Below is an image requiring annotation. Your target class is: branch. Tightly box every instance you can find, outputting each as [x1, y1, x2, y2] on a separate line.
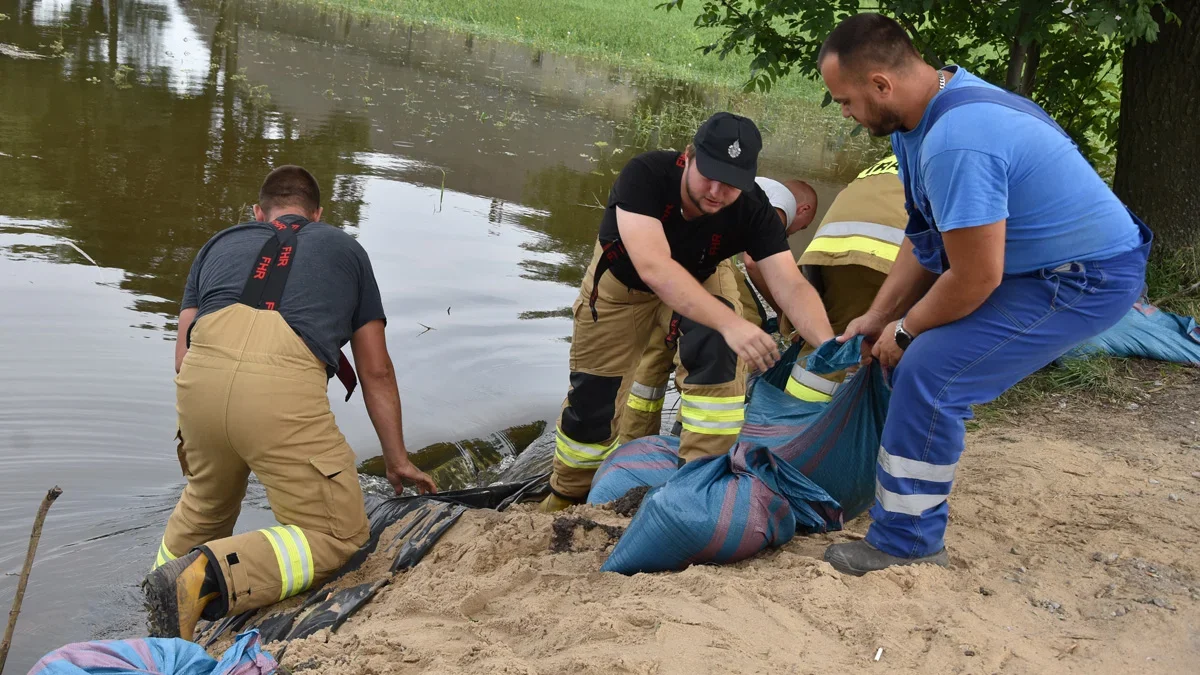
[0, 487, 63, 673]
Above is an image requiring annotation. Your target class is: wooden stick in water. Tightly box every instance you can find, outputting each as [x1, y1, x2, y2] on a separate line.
[0, 486, 63, 673]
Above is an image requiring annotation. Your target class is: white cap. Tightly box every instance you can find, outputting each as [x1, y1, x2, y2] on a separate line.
[754, 176, 797, 229]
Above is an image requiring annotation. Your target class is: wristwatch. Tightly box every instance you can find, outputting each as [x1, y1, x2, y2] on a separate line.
[894, 318, 915, 350]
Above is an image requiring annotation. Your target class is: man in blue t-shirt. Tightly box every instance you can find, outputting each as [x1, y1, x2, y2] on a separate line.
[816, 14, 1152, 575]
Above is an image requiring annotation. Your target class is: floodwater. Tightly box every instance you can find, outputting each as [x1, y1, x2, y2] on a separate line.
[0, 0, 877, 667]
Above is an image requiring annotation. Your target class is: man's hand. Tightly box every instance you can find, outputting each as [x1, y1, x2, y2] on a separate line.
[386, 458, 437, 495]
[721, 317, 780, 373]
[838, 310, 891, 365]
[871, 320, 905, 369]
[838, 310, 890, 343]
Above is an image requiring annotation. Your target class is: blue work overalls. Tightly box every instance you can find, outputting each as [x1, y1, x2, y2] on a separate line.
[867, 87, 1153, 559]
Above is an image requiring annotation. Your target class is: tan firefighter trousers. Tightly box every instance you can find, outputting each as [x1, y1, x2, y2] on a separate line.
[154, 303, 370, 616]
[551, 243, 747, 501]
[616, 259, 753, 443]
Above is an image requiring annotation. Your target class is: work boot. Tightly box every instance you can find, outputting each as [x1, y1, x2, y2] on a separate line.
[823, 539, 949, 576]
[538, 493, 579, 513]
[142, 550, 219, 641]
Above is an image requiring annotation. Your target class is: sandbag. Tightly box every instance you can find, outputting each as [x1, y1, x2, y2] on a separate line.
[589, 337, 886, 521]
[27, 629, 276, 675]
[600, 440, 842, 575]
[1061, 298, 1200, 365]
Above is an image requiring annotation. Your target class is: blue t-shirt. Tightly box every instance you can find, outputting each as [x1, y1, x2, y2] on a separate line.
[892, 67, 1140, 275]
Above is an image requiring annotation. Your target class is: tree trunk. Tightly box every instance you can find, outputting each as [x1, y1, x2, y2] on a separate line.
[1020, 40, 1039, 96]
[1113, 0, 1200, 254]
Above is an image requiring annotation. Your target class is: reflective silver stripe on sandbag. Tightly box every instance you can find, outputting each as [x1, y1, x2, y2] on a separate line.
[629, 381, 667, 401]
[816, 221, 906, 245]
[875, 482, 949, 516]
[877, 446, 958, 483]
[789, 364, 840, 396]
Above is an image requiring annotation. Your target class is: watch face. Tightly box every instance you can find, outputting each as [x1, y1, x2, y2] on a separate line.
[895, 327, 911, 349]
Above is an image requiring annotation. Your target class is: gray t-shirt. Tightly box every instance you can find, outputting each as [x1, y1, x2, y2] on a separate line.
[182, 220, 386, 376]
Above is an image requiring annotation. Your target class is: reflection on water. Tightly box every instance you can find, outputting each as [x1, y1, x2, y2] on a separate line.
[0, 0, 877, 666]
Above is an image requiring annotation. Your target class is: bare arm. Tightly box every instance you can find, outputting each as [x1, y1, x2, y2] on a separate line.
[902, 220, 1005, 334]
[617, 207, 780, 372]
[741, 253, 780, 316]
[865, 221, 1006, 369]
[754, 251, 836, 346]
[349, 319, 437, 495]
[619, 207, 744, 332]
[175, 307, 197, 374]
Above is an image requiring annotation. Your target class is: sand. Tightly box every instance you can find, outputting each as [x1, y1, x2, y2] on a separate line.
[267, 388, 1200, 674]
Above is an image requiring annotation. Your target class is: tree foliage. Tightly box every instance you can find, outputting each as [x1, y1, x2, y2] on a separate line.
[662, 0, 1176, 170]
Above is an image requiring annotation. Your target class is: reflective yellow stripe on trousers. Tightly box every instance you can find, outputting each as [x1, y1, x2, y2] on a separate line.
[626, 381, 666, 413]
[153, 537, 178, 570]
[555, 426, 619, 469]
[679, 394, 744, 435]
[803, 221, 904, 262]
[785, 364, 841, 403]
[260, 525, 314, 601]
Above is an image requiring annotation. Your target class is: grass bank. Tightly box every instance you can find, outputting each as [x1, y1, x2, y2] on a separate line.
[304, 0, 826, 102]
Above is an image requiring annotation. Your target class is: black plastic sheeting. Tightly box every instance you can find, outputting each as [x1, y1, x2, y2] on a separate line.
[196, 471, 550, 653]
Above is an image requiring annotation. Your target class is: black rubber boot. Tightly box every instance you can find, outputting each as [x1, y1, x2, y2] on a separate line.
[823, 539, 949, 576]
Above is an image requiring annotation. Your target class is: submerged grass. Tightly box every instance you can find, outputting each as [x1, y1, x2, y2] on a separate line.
[304, 0, 826, 102]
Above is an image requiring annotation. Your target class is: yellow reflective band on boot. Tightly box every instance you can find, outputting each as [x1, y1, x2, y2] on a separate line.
[785, 364, 839, 403]
[260, 525, 314, 601]
[679, 394, 744, 436]
[554, 426, 619, 469]
[153, 537, 178, 571]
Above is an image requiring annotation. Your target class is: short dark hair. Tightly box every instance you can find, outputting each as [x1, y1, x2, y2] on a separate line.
[817, 13, 921, 74]
[258, 165, 321, 214]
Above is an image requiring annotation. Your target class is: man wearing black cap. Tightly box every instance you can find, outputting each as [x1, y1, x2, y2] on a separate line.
[541, 112, 835, 512]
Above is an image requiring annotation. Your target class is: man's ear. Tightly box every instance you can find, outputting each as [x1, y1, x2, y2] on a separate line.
[313, 207, 323, 222]
[252, 204, 265, 222]
[870, 72, 894, 97]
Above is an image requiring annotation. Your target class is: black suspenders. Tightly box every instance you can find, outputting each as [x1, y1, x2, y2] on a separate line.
[235, 216, 359, 401]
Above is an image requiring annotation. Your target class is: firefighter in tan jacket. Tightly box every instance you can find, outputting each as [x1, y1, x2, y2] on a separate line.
[780, 154, 908, 402]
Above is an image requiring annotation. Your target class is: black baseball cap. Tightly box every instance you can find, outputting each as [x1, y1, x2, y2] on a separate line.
[692, 112, 762, 192]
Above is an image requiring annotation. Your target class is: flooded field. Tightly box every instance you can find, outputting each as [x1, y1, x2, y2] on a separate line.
[0, 0, 878, 667]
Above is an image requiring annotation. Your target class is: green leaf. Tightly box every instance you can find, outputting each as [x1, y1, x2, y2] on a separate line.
[821, 90, 833, 107]
[850, 124, 863, 137]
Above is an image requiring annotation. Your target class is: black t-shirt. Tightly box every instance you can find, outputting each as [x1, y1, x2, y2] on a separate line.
[597, 150, 789, 291]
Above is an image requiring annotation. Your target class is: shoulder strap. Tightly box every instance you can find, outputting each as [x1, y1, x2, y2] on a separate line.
[896, 82, 1074, 225]
[239, 217, 309, 310]
[924, 84, 1072, 143]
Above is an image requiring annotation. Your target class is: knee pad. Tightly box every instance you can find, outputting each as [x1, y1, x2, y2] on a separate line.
[560, 371, 623, 443]
[677, 297, 739, 385]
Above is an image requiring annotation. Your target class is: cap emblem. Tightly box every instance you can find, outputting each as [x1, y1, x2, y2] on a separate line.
[727, 140, 741, 158]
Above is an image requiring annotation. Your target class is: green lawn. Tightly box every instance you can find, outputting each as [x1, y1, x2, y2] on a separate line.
[306, 0, 825, 101]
